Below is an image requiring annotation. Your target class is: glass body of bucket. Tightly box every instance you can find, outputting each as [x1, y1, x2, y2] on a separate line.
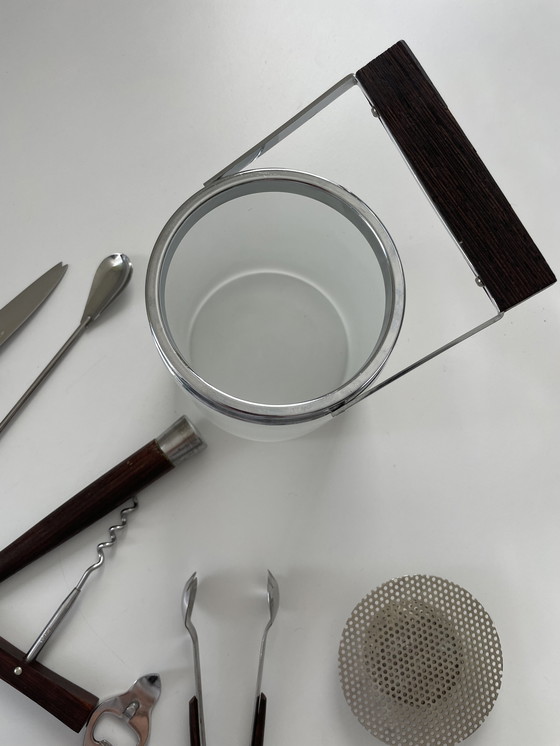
[146, 169, 405, 440]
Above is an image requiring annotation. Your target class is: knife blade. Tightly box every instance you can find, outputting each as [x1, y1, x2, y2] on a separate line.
[0, 262, 68, 349]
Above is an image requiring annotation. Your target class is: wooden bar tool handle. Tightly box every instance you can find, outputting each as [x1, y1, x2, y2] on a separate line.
[0, 416, 205, 583]
[0, 634, 99, 732]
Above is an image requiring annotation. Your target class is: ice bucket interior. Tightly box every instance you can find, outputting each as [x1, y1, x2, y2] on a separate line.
[154, 171, 404, 418]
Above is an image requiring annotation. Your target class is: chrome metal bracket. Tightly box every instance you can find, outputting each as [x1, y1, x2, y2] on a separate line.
[331, 312, 504, 416]
[205, 75, 357, 185]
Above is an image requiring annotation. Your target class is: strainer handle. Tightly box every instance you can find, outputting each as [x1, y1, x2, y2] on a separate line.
[355, 41, 556, 312]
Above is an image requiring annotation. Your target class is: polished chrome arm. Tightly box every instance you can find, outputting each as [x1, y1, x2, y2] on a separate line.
[205, 75, 357, 184]
[331, 313, 504, 415]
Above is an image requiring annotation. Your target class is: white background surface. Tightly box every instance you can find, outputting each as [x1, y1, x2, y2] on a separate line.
[1, 1, 559, 745]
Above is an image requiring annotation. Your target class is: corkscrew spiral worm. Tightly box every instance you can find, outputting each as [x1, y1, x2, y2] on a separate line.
[21, 497, 139, 666]
[76, 497, 139, 590]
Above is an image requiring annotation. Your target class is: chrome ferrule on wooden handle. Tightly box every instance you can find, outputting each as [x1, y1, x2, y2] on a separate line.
[0, 416, 206, 583]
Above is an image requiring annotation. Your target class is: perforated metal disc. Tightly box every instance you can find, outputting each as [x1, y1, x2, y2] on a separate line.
[338, 575, 503, 746]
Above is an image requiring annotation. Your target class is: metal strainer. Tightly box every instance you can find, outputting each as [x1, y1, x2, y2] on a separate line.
[338, 575, 503, 746]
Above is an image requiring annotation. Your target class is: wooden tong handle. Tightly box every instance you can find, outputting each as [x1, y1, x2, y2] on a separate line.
[0, 416, 205, 583]
[189, 695, 202, 746]
[250, 692, 267, 746]
[0, 634, 98, 732]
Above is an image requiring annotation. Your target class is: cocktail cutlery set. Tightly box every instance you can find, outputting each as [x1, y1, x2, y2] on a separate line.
[0, 254, 132, 437]
[1, 40, 556, 745]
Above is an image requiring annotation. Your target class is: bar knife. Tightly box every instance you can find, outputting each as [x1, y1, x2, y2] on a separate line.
[0, 262, 68, 349]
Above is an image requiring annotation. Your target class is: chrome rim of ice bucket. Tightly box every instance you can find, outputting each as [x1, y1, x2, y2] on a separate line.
[146, 169, 405, 425]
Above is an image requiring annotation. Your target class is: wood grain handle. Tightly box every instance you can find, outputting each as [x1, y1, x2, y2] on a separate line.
[356, 41, 556, 312]
[189, 695, 201, 746]
[0, 416, 205, 583]
[250, 692, 267, 746]
[0, 634, 98, 732]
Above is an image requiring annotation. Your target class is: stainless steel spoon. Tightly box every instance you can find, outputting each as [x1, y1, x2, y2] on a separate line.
[182, 572, 206, 746]
[0, 253, 133, 436]
[251, 571, 280, 746]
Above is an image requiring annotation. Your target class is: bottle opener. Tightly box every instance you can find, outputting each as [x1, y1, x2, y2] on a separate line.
[83, 674, 162, 746]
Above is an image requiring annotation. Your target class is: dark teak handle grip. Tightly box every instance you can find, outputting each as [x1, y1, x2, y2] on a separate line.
[250, 692, 267, 746]
[0, 634, 98, 732]
[0, 416, 205, 583]
[189, 695, 201, 746]
[356, 41, 556, 312]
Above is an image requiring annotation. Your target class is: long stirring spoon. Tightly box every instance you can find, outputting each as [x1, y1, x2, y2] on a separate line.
[0, 253, 133, 437]
[182, 572, 206, 746]
[251, 571, 280, 746]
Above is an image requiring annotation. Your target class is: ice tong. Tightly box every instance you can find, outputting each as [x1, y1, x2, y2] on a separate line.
[182, 572, 279, 746]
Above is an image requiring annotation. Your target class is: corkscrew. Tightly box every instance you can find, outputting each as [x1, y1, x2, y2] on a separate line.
[10, 498, 164, 746]
[15, 498, 139, 670]
[0, 415, 205, 739]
